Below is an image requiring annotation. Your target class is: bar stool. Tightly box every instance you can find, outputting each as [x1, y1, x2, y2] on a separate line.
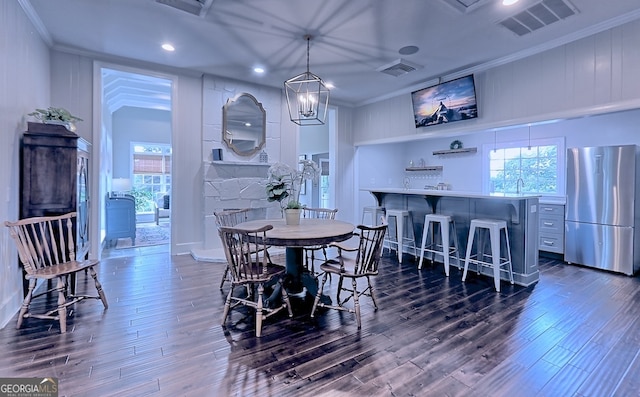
[418, 214, 460, 276]
[462, 219, 514, 292]
[384, 209, 417, 264]
[362, 206, 385, 226]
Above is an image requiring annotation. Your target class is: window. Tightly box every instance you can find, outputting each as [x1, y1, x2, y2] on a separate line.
[482, 137, 564, 197]
[319, 159, 330, 208]
[131, 143, 171, 212]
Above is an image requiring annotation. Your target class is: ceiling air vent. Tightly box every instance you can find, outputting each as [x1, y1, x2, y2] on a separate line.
[156, 0, 213, 17]
[377, 59, 423, 77]
[439, 0, 492, 14]
[499, 0, 578, 36]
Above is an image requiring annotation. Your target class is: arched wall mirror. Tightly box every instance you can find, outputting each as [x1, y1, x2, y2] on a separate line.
[222, 93, 266, 156]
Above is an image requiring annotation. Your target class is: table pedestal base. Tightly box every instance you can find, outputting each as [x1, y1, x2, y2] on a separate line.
[265, 247, 330, 308]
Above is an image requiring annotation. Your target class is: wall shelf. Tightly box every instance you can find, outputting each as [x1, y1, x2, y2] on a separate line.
[405, 166, 443, 171]
[432, 147, 477, 155]
[211, 160, 272, 166]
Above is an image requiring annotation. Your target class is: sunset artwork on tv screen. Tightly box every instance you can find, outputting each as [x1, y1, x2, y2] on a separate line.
[411, 74, 478, 128]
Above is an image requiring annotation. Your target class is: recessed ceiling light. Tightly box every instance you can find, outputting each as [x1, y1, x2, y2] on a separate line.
[162, 43, 175, 52]
[324, 82, 335, 89]
[503, 0, 519, 5]
[253, 67, 265, 74]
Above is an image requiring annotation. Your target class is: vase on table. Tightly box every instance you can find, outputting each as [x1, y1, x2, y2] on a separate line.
[284, 209, 301, 225]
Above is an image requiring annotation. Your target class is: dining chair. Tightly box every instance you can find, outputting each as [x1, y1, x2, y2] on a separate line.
[214, 208, 272, 289]
[4, 212, 108, 333]
[302, 207, 338, 276]
[219, 225, 292, 337]
[310, 222, 388, 329]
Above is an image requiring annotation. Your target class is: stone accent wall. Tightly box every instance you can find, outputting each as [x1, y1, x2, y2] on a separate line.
[203, 162, 280, 252]
[197, 75, 284, 259]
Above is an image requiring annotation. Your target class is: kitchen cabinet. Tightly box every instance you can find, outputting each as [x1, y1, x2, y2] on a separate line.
[538, 203, 564, 254]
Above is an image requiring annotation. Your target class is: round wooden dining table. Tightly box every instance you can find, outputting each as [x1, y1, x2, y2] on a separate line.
[234, 218, 355, 299]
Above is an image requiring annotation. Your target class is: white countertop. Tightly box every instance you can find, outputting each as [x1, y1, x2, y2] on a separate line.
[362, 188, 540, 201]
[538, 196, 566, 205]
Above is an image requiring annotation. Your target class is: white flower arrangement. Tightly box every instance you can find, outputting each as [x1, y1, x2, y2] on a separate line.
[266, 159, 320, 210]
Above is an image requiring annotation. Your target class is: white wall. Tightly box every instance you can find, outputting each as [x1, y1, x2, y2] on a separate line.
[201, 75, 284, 253]
[333, 106, 356, 224]
[299, 123, 329, 154]
[112, 106, 171, 178]
[50, 51, 94, 142]
[202, 75, 284, 165]
[0, 1, 51, 328]
[164, 72, 203, 254]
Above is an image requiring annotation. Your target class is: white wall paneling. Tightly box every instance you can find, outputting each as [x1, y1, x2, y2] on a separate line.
[353, 18, 640, 146]
[332, 106, 356, 225]
[620, 22, 640, 100]
[0, 0, 51, 329]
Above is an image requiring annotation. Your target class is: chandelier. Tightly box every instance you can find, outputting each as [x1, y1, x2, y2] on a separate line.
[284, 35, 329, 126]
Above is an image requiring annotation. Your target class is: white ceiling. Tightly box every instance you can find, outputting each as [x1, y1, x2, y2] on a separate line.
[23, 0, 640, 110]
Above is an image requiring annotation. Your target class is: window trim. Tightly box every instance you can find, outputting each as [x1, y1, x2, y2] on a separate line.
[481, 137, 565, 198]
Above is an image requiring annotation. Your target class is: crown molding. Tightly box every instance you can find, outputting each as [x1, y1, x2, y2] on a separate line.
[18, 0, 53, 47]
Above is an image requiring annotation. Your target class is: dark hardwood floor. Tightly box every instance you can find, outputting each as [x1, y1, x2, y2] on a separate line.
[1, 246, 639, 397]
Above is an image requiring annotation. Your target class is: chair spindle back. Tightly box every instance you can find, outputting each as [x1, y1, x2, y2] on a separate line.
[5, 212, 77, 275]
[352, 223, 387, 275]
[219, 225, 273, 281]
[302, 207, 338, 220]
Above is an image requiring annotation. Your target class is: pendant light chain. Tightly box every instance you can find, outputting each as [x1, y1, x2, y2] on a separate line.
[306, 35, 311, 74]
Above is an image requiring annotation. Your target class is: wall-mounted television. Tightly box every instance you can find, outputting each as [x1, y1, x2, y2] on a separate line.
[411, 74, 478, 129]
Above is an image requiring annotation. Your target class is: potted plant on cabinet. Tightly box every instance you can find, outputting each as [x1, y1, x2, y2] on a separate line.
[28, 107, 83, 132]
[266, 159, 320, 225]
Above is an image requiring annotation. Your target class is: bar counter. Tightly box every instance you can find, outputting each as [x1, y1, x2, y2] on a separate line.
[364, 188, 540, 286]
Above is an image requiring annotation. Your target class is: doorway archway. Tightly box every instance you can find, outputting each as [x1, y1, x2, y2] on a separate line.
[92, 63, 175, 258]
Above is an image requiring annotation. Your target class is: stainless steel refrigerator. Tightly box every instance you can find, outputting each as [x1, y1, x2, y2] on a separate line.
[565, 144, 640, 275]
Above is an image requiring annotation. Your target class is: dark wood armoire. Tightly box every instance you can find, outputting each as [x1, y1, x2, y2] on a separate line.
[20, 122, 91, 259]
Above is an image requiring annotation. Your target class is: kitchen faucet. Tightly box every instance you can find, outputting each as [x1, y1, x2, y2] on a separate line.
[516, 177, 524, 194]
